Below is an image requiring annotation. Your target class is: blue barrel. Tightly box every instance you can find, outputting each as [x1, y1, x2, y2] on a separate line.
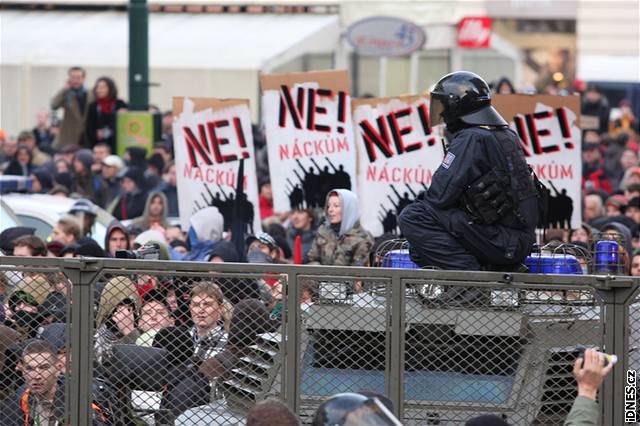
[382, 249, 419, 269]
[594, 240, 620, 273]
[525, 253, 582, 275]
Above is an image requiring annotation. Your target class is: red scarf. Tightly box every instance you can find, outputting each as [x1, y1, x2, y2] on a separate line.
[97, 98, 116, 114]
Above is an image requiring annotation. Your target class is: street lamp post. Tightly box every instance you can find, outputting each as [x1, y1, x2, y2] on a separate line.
[129, 0, 149, 111]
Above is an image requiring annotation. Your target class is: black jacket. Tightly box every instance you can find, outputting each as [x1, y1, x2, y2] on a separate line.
[86, 99, 128, 152]
[111, 189, 148, 221]
[401, 126, 538, 269]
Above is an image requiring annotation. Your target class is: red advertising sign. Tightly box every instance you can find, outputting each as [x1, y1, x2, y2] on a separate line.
[458, 17, 492, 49]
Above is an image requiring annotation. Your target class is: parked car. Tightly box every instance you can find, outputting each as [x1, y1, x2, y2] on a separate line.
[0, 198, 22, 232]
[2, 194, 115, 248]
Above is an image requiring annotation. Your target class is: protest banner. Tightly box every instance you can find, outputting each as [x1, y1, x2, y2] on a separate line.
[172, 97, 261, 234]
[261, 70, 357, 212]
[493, 94, 582, 229]
[353, 95, 445, 236]
[116, 111, 155, 157]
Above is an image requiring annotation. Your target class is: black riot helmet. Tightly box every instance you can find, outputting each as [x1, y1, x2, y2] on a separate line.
[312, 393, 403, 426]
[430, 71, 508, 128]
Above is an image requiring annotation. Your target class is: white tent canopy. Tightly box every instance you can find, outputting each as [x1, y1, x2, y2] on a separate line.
[1, 10, 340, 70]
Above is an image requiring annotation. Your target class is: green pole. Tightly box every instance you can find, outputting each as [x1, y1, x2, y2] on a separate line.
[129, 0, 149, 110]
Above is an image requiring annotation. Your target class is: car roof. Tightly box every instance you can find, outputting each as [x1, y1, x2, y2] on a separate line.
[2, 193, 75, 215]
[2, 193, 114, 225]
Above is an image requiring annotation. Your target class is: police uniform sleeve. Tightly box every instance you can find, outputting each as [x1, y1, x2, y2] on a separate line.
[426, 131, 486, 209]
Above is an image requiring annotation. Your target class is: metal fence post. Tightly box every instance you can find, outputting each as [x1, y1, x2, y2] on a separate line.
[62, 258, 101, 426]
[388, 273, 405, 420]
[599, 279, 636, 426]
[284, 271, 301, 414]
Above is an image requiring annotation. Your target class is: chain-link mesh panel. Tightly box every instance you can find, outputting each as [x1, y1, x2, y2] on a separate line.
[0, 264, 71, 423]
[401, 279, 602, 425]
[297, 275, 391, 422]
[92, 269, 285, 425]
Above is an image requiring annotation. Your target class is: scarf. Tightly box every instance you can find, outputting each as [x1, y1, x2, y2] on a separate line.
[96, 98, 116, 115]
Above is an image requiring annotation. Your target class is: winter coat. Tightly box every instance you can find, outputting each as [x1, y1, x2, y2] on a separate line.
[51, 87, 93, 149]
[85, 99, 127, 152]
[286, 226, 316, 264]
[307, 189, 373, 266]
[110, 189, 148, 221]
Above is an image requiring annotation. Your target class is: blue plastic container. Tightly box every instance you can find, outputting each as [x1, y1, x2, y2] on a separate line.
[382, 249, 420, 269]
[525, 253, 582, 275]
[594, 240, 620, 273]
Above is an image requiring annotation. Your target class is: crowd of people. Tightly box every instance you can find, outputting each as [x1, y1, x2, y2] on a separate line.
[0, 66, 635, 425]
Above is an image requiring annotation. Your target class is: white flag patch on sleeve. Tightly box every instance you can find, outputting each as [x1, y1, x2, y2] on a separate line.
[442, 151, 456, 169]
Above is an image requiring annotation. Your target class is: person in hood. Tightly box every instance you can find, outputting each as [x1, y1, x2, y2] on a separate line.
[30, 167, 54, 194]
[125, 147, 147, 169]
[183, 207, 225, 261]
[94, 276, 141, 364]
[130, 191, 170, 232]
[71, 148, 109, 208]
[5, 276, 52, 339]
[308, 189, 374, 266]
[109, 166, 148, 221]
[104, 220, 130, 257]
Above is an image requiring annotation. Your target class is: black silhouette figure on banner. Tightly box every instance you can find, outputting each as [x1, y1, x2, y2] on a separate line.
[390, 185, 412, 216]
[295, 160, 320, 208]
[547, 181, 573, 229]
[286, 178, 304, 210]
[311, 158, 333, 201]
[378, 184, 425, 234]
[204, 185, 225, 213]
[197, 182, 255, 234]
[325, 157, 352, 190]
[379, 207, 398, 234]
[289, 158, 353, 210]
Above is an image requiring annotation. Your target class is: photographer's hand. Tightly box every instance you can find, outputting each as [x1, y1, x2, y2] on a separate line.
[573, 348, 614, 400]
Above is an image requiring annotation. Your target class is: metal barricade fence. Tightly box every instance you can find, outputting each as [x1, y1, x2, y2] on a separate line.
[0, 257, 637, 426]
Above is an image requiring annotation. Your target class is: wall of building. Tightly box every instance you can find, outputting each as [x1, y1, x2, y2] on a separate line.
[0, 64, 259, 137]
[576, 0, 640, 82]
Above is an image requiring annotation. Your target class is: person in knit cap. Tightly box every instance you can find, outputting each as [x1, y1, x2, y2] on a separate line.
[605, 194, 628, 217]
[71, 148, 109, 207]
[109, 166, 149, 221]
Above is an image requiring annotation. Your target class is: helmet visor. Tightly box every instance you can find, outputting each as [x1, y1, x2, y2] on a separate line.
[343, 398, 403, 426]
[429, 96, 446, 126]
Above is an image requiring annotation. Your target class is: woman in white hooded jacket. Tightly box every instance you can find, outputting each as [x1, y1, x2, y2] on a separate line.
[307, 189, 374, 266]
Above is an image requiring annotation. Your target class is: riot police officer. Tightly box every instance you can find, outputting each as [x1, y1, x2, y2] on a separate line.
[399, 71, 539, 271]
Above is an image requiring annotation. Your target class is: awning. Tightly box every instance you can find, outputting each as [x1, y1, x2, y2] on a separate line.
[0, 10, 340, 70]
